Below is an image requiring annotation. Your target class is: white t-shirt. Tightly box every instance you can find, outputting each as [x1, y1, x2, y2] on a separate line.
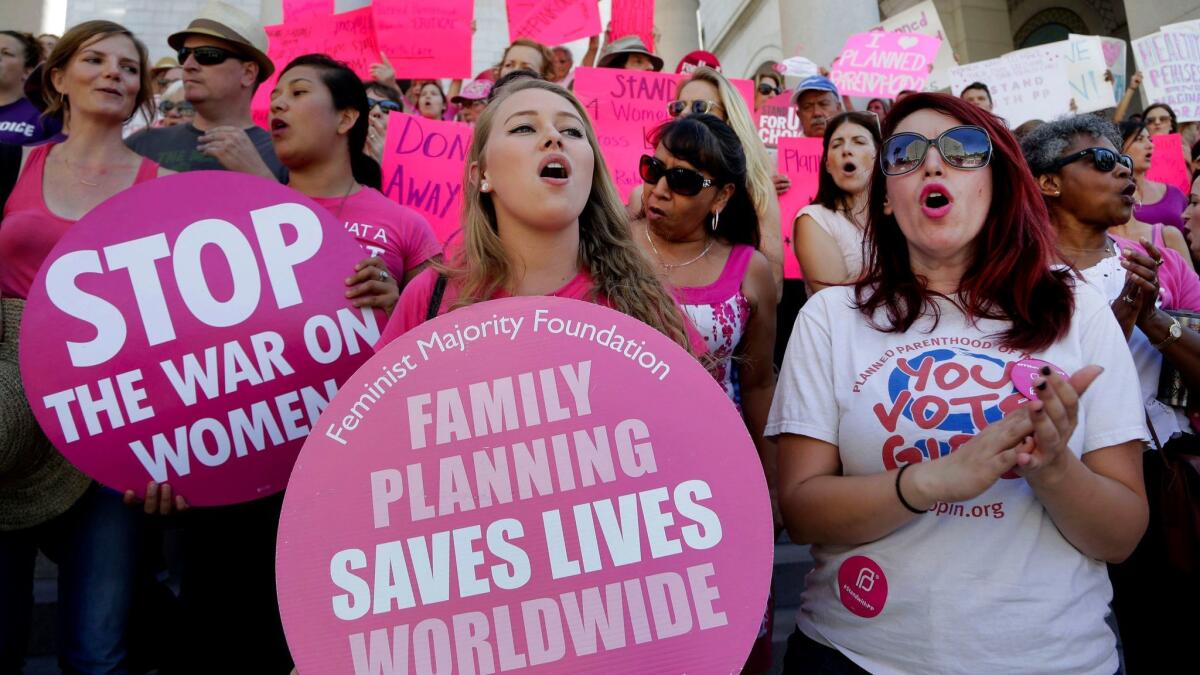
[796, 204, 865, 283]
[766, 282, 1146, 675]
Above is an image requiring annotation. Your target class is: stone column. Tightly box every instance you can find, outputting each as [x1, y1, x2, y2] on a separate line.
[655, 0, 700, 73]
[778, 0, 880, 73]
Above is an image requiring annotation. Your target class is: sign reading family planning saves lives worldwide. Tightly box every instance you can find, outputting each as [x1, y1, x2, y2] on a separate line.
[20, 172, 379, 506]
[276, 296, 773, 673]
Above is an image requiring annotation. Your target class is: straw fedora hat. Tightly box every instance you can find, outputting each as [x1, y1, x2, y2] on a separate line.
[0, 299, 90, 531]
[168, 1, 274, 81]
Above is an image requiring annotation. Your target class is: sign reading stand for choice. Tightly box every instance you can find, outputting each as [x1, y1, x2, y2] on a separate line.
[20, 171, 380, 506]
[276, 296, 773, 673]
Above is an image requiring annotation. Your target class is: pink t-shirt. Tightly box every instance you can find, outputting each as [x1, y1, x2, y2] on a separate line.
[377, 267, 709, 355]
[310, 187, 441, 282]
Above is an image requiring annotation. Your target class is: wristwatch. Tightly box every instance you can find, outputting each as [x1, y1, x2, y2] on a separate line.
[1152, 315, 1183, 350]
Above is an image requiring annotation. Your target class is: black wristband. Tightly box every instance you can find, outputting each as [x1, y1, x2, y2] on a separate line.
[895, 463, 925, 515]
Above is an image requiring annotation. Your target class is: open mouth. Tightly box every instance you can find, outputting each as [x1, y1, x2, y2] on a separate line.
[1120, 183, 1136, 203]
[920, 183, 953, 217]
[842, 161, 857, 174]
[538, 154, 571, 181]
[924, 191, 949, 209]
[271, 119, 288, 131]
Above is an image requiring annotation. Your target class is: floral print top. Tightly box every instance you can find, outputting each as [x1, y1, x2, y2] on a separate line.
[677, 244, 754, 408]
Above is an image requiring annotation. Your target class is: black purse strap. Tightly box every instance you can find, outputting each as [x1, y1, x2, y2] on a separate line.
[426, 274, 448, 321]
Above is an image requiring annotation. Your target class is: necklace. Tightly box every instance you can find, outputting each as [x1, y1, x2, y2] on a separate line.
[644, 227, 713, 269]
[61, 152, 101, 187]
[1059, 238, 1114, 255]
[334, 179, 356, 220]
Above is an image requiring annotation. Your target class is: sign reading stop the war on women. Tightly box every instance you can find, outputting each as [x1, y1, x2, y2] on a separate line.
[381, 111, 473, 245]
[20, 172, 380, 506]
[830, 31, 941, 99]
[776, 136, 824, 280]
[573, 67, 756, 200]
[276, 296, 773, 674]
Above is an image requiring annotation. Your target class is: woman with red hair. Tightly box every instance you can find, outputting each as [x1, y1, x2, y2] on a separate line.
[768, 94, 1149, 672]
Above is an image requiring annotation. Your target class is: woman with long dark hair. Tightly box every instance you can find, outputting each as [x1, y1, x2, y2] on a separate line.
[1111, 120, 1192, 264]
[269, 54, 441, 315]
[793, 111, 880, 292]
[770, 94, 1148, 673]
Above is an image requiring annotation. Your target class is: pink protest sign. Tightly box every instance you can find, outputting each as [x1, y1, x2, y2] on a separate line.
[19, 172, 380, 506]
[506, 0, 602, 45]
[777, 136, 824, 280]
[283, 0, 333, 22]
[611, 0, 655, 52]
[1148, 133, 1191, 196]
[276, 295, 773, 673]
[573, 67, 755, 199]
[381, 112, 473, 245]
[830, 30, 941, 98]
[756, 91, 803, 149]
[252, 7, 380, 128]
[374, 0, 473, 80]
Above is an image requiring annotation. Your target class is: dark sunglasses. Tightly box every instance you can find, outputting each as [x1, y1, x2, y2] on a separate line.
[881, 125, 993, 176]
[639, 155, 716, 196]
[158, 100, 194, 114]
[667, 99, 723, 118]
[177, 46, 245, 67]
[1048, 147, 1134, 173]
[757, 82, 781, 96]
[368, 98, 402, 113]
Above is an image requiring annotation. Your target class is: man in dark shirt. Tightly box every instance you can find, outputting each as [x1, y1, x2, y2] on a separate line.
[125, 3, 284, 181]
[0, 30, 61, 145]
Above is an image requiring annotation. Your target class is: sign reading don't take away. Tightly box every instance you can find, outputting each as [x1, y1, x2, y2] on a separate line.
[20, 171, 379, 506]
[276, 296, 773, 673]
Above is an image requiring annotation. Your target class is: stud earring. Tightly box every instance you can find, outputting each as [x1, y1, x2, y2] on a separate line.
[480, 180, 490, 192]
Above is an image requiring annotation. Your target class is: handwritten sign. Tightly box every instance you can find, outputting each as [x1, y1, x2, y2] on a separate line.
[872, 0, 956, 92]
[283, 0, 333, 22]
[830, 31, 941, 98]
[755, 91, 803, 149]
[506, 0, 602, 45]
[20, 172, 378, 506]
[776, 137, 823, 280]
[1148, 133, 1191, 196]
[611, 0, 655, 52]
[1064, 35, 1116, 114]
[1095, 35, 1128, 101]
[573, 68, 755, 199]
[1133, 30, 1200, 123]
[276, 296, 774, 673]
[381, 112, 472, 245]
[253, 7, 381, 128]
[373, 0, 474, 80]
[950, 43, 1070, 127]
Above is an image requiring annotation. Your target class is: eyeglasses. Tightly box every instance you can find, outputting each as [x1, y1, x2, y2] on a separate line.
[158, 100, 194, 115]
[1048, 147, 1133, 173]
[757, 82, 781, 96]
[368, 98, 402, 113]
[880, 125, 993, 176]
[639, 155, 716, 196]
[667, 99, 724, 118]
[1145, 115, 1172, 125]
[177, 46, 245, 67]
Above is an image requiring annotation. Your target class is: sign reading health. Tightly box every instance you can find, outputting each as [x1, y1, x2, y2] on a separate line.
[776, 136, 824, 280]
[951, 43, 1070, 127]
[506, 0, 602, 45]
[276, 296, 773, 673]
[830, 31, 941, 99]
[573, 67, 755, 199]
[373, 0, 474, 80]
[19, 172, 380, 506]
[1133, 29, 1200, 122]
[871, 0, 956, 92]
[1147, 133, 1191, 196]
[252, 6, 380, 128]
[381, 111, 473, 245]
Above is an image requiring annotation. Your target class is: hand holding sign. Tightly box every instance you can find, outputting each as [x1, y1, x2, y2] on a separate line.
[276, 296, 772, 673]
[21, 172, 380, 506]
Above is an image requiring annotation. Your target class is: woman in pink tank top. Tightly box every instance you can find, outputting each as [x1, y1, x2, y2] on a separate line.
[0, 21, 168, 674]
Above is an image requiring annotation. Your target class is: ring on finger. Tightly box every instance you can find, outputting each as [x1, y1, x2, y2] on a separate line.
[378, 269, 389, 282]
[1123, 293, 1137, 303]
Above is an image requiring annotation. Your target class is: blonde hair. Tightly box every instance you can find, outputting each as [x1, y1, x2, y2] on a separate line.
[41, 20, 154, 124]
[450, 78, 692, 351]
[677, 66, 775, 227]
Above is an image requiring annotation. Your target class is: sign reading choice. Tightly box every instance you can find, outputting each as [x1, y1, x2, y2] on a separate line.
[20, 172, 379, 506]
[276, 296, 773, 674]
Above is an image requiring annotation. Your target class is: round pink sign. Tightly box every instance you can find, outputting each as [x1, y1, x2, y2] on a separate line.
[20, 171, 379, 506]
[276, 296, 774, 673]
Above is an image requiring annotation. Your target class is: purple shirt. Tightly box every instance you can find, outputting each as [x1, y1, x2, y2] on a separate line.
[0, 97, 62, 146]
[1134, 184, 1188, 230]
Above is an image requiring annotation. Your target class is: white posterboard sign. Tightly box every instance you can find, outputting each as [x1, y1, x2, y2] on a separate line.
[950, 42, 1071, 127]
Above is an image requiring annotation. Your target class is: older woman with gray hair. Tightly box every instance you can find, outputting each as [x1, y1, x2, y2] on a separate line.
[1022, 115, 1200, 673]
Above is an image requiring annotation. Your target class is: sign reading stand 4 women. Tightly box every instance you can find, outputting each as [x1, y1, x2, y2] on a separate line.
[20, 172, 380, 506]
[276, 296, 773, 673]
